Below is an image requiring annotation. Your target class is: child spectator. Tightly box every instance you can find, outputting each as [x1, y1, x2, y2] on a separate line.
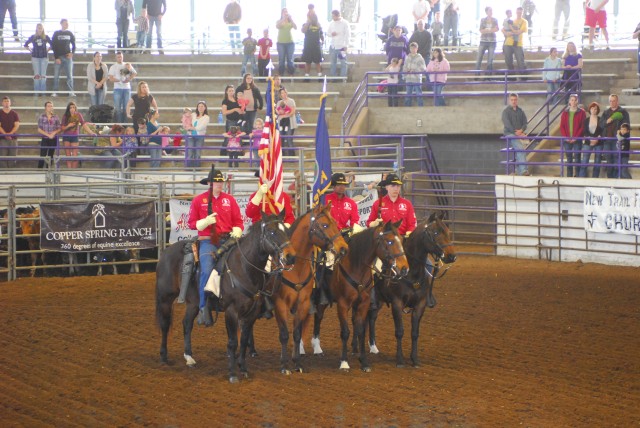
[617, 123, 632, 179]
[137, 118, 149, 155]
[181, 107, 195, 135]
[121, 126, 138, 160]
[257, 29, 273, 77]
[385, 58, 402, 107]
[160, 126, 172, 155]
[250, 117, 264, 167]
[431, 12, 443, 46]
[224, 125, 246, 168]
[241, 28, 258, 76]
[135, 8, 149, 53]
[236, 91, 249, 127]
[276, 100, 292, 132]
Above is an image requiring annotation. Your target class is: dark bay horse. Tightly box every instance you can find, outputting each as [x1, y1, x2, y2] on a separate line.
[155, 211, 295, 383]
[311, 221, 409, 372]
[270, 203, 348, 375]
[363, 212, 457, 367]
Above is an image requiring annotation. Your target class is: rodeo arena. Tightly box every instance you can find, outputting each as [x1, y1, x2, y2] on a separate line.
[1, 0, 639, 426]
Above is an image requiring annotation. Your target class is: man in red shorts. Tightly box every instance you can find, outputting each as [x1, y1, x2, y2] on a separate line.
[585, 0, 609, 50]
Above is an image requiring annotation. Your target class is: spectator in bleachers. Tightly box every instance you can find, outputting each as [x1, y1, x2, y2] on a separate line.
[475, 7, 498, 78]
[145, 107, 163, 168]
[426, 47, 450, 106]
[562, 42, 583, 102]
[634, 22, 640, 92]
[502, 93, 529, 176]
[115, 0, 134, 50]
[223, 0, 242, 54]
[278, 88, 297, 156]
[502, 8, 527, 79]
[126, 81, 157, 133]
[428, 0, 440, 26]
[542, 47, 563, 105]
[60, 101, 92, 169]
[86, 52, 108, 107]
[412, 0, 430, 32]
[385, 58, 402, 107]
[616, 123, 632, 179]
[51, 19, 76, 97]
[221, 84, 242, 156]
[553, 0, 570, 41]
[37, 100, 60, 169]
[301, 12, 324, 80]
[142, 0, 166, 54]
[24, 23, 52, 95]
[224, 125, 246, 168]
[0, 96, 19, 168]
[585, 0, 609, 51]
[600, 94, 630, 178]
[276, 8, 297, 76]
[236, 73, 264, 134]
[579, 101, 603, 178]
[385, 25, 409, 66]
[270, 74, 284, 103]
[327, 9, 350, 78]
[121, 126, 138, 163]
[442, 0, 459, 49]
[185, 101, 209, 168]
[409, 19, 432, 63]
[521, 0, 537, 47]
[241, 29, 257, 76]
[257, 29, 272, 77]
[250, 117, 264, 167]
[0, 0, 18, 41]
[560, 94, 586, 177]
[431, 11, 443, 46]
[108, 51, 137, 124]
[98, 124, 125, 169]
[404, 42, 427, 107]
[134, 8, 149, 53]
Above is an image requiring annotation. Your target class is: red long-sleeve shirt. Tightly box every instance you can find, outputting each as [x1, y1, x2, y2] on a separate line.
[188, 191, 244, 238]
[560, 108, 586, 139]
[325, 192, 360, 229]
[366, 195, 417, 235]
[245, 191, 295, 224]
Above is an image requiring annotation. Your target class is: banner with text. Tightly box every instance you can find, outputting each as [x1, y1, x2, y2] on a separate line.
[40, 201, 157, 252]
[584, 187, 640, 235]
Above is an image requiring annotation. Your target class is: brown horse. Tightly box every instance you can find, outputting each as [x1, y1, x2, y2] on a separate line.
[311, 220, 409, 372]
[270, 203, 348, 374]
[18, 207, 42, 277]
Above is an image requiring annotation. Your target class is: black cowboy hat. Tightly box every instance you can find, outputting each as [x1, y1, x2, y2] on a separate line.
[378, 173, 403, 187]
[331, 172, 348, 186]
[199, 169, 225, 184]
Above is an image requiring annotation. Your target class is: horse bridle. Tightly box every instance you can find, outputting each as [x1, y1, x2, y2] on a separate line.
[416, 220, 454, 280]
[375, 228, 406, 278]
[308, 211, 343, 253]
[260, 218, 293, 272]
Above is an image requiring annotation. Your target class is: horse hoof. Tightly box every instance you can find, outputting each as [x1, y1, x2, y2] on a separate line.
[396, 363, 405, 368]
[250, 351, 259, 358]
[183, 354, 197, 367]
[281, 369, 291, 375]
[361, 366, 372, 373]
[339, 361, 350, 371]
[294, 367, 304, 373]
[241, 371, 249, 379]
[369, 344, 380, 354]
[339, 367, 350, 372]
[229, 376, 239, 384]
[313, 352, 324, 357]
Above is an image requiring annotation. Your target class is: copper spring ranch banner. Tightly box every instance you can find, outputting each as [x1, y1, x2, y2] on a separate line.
[40, 202, 157, 252]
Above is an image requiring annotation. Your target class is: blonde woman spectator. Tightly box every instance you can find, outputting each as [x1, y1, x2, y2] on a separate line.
[23, 23, 52, 94]
[562, 41, 583, 100]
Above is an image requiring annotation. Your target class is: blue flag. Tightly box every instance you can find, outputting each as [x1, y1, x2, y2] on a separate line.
[312, 93, 332, 207]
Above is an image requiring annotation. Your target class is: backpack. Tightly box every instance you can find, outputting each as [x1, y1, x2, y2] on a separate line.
[88, 104, 115, 123]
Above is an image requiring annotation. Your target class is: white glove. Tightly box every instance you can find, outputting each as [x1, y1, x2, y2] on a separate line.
[284, 222, 291, 229]
[230, 226, 243, 239]
[352, 223, 365, 234]
[251, 183, 269, 205]
[405, 231, 412, 238]
[196, 213, 217, 231]
[369, 218, 382, 228]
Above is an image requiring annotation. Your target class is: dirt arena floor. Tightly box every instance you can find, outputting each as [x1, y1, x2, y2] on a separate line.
[0, 255, 638, 427]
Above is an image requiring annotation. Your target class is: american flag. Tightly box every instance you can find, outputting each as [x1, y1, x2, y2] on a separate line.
[258, 78, 284, 212]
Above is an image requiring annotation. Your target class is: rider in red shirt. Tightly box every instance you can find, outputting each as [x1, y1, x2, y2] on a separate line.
[367, 173, 416, 237]
[245, 171, 295, 226]
[324, 172, 363, 233]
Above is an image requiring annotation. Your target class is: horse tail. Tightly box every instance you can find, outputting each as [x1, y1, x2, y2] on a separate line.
[155, 241, 185, 333]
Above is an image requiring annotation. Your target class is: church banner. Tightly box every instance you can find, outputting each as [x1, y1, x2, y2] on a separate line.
[584, 188, 640, 236]
[40, 201, 157, 252]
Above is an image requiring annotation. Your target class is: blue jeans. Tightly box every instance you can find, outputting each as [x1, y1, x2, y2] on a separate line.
[228, 25, 241, 53]
[148, 143, 161, 168]
[562, 139, 582, 177]
[603, 140, 618, 178]
[112, 88, 130, 123]
[432, 82, 446, 106]
[579, 142, 603, 177]
[277, 42, 295, 75]
[241, 54, 256, 76]
[475, 42, 496, 72]
[31, 57, 48, 92]
[90, 87, 106, 107]
[620, 155, 632, 179]
[53, 56, 74, 93]
[136, 30, 147, 50]
[329, 46, 348, 77]
[185, 135, 204, 167]
[101, 148, 123, 169]
[404, 83, 424, 107]
[506, 135, 527, 175]
[117, 18, 130, 49]
[0, 0, 17, 37]
[198, 239, 219, 309]
[146, 15, 163, 49]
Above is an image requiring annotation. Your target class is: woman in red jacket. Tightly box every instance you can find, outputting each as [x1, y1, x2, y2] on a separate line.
[560, 94, 586, 177]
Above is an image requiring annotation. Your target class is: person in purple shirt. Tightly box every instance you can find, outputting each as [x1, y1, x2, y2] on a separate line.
[385, 25, 409, 65]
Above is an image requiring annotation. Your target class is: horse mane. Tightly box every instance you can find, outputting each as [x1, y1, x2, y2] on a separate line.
[347, 226, 377, 265]
[288, 208, 311, 235]
[405, 218, 429, 270]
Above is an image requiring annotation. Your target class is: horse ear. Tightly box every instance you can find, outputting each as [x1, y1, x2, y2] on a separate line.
[278, 209, 286, 221]
[438, 211, 446, 221]
[261, 211, 268, 222]
[428, 212, 437, 223]
[392, 220, 402, 230]
[325, 200, 333, 209]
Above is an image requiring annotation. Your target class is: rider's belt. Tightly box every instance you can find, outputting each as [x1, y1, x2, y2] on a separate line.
[198, 232, 231, 241]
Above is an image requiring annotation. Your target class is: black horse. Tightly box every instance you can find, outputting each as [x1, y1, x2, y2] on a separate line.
[358, 212, 457, 368]
[155, 211, 295, 382]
